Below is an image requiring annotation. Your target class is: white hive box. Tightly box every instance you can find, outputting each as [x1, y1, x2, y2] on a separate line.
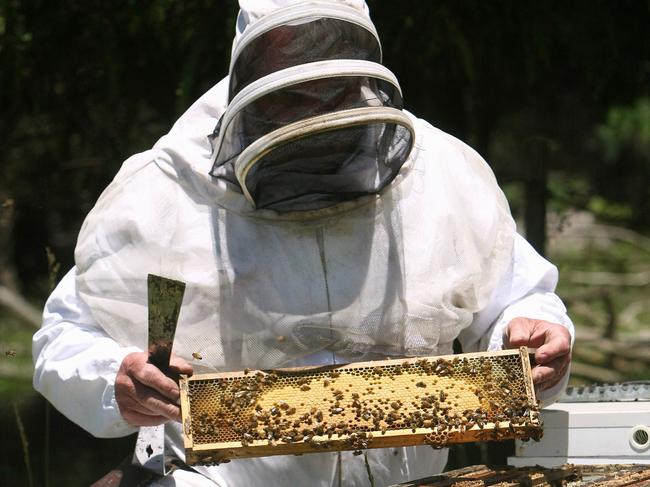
[509, 382, 650, 467]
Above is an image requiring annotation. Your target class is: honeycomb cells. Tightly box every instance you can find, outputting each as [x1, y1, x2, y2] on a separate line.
[182, 348, 540, 463]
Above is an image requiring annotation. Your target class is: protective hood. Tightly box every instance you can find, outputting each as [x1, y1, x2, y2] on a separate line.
[73, 1, 517, 374]
[209, 1, 414, 212]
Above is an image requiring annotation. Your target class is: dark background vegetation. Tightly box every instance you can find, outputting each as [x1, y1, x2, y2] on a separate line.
[1, 1, 649, 485]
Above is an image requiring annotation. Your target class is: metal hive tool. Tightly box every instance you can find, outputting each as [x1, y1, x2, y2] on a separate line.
[180, 347, 541, 465]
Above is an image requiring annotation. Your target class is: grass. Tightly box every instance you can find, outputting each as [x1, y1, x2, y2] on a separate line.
[0, 308, 134, 486]
[1, 310, 36, 396]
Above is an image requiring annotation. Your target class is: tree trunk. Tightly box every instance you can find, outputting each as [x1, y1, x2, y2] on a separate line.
[523, 138, 549, 257]
[0, 192, 19, 290]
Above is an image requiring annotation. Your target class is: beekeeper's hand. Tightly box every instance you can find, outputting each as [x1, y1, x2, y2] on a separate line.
[115, 352, 193, 426]
[503, 318, 571, 391]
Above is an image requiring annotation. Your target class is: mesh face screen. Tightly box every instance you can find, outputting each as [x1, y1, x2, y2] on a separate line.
[212, 76, 403, 179]
[214, 9, 408, 213]
[180, 348, 541, 465]
[242, 121, 413, 211]
[229, 18, 381, 99]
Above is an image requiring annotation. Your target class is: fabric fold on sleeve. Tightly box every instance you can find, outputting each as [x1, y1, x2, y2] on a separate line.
[33, 267, 141, 438]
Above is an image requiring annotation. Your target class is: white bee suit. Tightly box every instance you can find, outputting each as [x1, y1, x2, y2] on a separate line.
[33, 1, 574, 485]
[34, 77, 573, 486]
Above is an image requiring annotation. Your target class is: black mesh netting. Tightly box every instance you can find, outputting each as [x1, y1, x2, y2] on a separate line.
[211, 75, 402, 177]
[229, 17, 380, 99]
[242, 121, 413, 211]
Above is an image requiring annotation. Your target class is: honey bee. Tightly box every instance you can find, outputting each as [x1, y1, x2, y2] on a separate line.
[191, 352, 203, 360]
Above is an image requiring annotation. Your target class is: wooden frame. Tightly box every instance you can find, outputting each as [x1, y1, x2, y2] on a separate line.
[180, 347, 540, 465]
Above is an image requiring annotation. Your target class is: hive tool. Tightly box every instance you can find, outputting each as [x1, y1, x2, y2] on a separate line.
[132, 274, 186, 475]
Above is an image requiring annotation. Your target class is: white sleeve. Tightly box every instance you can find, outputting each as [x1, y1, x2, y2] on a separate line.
[32, 267, 141, 438]
[458, 233, 575, 405]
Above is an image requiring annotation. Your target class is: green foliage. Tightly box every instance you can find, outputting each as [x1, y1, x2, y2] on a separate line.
[587, 195, 634, 222]
[588, 97, 650, 226]
[597, 98, 650, 162]
[547, 173, 592, 212]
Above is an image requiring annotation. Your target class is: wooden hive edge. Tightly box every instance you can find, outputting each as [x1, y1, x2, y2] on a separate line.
[181, 348, 525, 383]
[186, 420, 542, 464]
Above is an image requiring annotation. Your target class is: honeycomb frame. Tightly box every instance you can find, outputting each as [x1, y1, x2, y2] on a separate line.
[180, 347, 540, 465]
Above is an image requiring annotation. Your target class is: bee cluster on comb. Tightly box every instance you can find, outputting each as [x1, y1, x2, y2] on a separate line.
[180, 347, 541, 465]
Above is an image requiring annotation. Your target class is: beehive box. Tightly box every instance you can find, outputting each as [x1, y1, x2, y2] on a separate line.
[180, 347, 541, 465]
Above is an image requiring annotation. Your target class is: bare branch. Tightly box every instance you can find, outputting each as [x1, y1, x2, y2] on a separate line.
[0, 285, 42, 328]
[567, 269, 650, 286]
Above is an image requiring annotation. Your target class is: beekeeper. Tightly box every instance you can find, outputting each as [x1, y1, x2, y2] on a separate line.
[33, 1, 573, 485]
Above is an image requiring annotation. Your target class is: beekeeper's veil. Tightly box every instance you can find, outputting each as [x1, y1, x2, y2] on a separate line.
[73, 0, 517, 373]
[209, 0, 414, 211]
